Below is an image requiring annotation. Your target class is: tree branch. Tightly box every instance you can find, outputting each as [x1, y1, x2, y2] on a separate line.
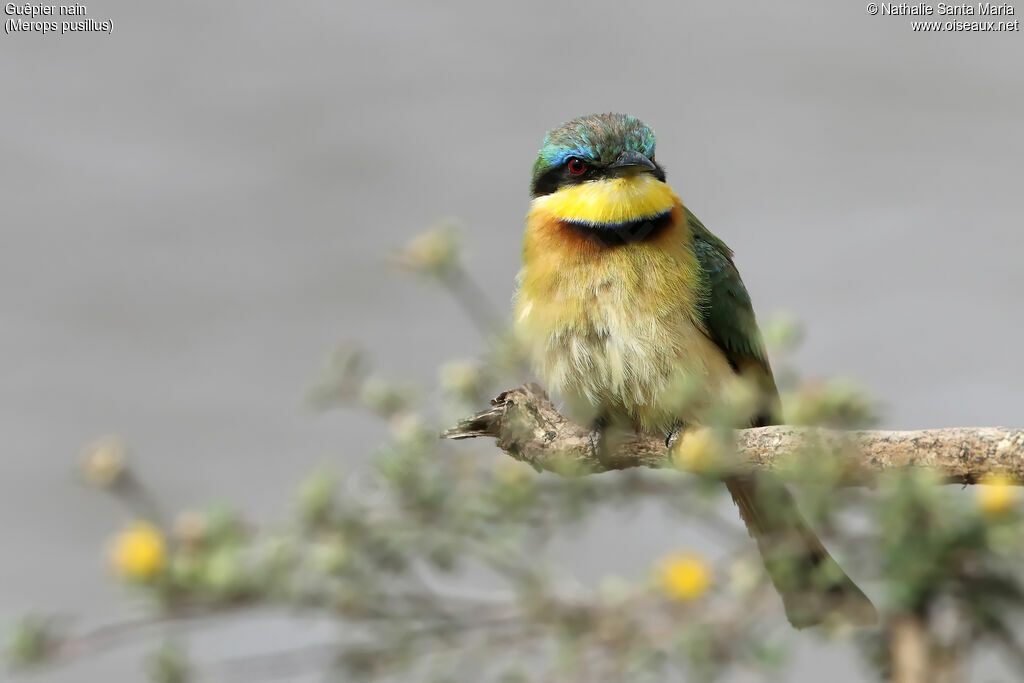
[442, 384, 1024, 485]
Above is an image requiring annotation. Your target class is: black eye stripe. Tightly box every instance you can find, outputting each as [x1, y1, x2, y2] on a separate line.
[529, 159, 666, 197]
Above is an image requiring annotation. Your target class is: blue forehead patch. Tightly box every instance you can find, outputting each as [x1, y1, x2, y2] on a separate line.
[536, 113, 657, 170]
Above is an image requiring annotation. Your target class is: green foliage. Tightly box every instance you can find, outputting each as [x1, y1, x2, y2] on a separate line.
[785, 379, 879, 429]
[5, 617, 54, 670]
[5, 227, 1024, 682]
[878, 469, 1024, 626]
[146, 642, 190, 683]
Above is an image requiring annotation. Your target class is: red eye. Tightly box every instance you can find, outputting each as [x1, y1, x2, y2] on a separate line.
[567, 157, 587, 175]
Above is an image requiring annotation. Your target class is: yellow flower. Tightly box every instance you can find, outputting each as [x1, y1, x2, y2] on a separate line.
[110, 521, 167, 580]
[655, 552, 712, 601]
[978, 474, 1018, 517]
[669, 427, 719, 473]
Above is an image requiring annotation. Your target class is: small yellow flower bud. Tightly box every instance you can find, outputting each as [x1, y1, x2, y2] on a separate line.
[359, 377, 409, 416]
[110, 521, 167, 580]
[761, 315, 804, 353]
[298, 471, 339, 530]
[655, 552, 712, 601]
[494, 459, 531, 486]
[727, 556, 762, 597]
[201, 546, 244, 596]
[80, 436, 128, 488]
[978, 474, 1018, 517]
[393, 225, 459, 277]
[670, 427, 720, 473]
[172, 510, 208, 547]
[719, 375, 760, 424]
[439, 360, 485, 397]
[598, 575, 633, 604]
[309, 535, 348, 575]
[389, 412, 429, 444]
[170, 551, 203, 586]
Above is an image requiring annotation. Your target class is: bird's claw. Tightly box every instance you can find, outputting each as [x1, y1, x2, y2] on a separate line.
[665, 425, 682, 450]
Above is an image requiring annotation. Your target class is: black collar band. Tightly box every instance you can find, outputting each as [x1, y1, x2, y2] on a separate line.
[561, 210, 673, 247]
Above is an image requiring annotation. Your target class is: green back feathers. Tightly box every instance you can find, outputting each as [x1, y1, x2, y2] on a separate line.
[687, 211, 772, 373]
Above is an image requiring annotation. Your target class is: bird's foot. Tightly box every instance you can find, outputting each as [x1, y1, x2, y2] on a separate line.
[587, 416, 611, 463]
[588, 430, 603, 461]
[665, 424, 684, 450]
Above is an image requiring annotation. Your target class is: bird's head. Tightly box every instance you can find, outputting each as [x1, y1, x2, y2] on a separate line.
[528, 113, 676, 240]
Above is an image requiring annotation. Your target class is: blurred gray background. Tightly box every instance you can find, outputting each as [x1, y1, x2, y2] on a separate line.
[2, 1, 1022, 680]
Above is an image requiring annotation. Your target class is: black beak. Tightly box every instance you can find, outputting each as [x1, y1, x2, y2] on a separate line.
[609, 150, 656, 171]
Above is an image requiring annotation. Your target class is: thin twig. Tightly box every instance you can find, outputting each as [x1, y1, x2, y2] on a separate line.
[440, 265, 502, 338]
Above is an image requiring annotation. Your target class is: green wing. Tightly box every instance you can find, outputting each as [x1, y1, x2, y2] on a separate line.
[687, 216, 874, 626]
[688, 211, 781, 425]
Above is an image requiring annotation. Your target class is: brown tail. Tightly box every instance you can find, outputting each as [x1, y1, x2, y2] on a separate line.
[725, 475, 877, 628]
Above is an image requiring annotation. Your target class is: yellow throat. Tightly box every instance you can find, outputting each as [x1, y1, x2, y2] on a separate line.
[529, 174, 677, 226]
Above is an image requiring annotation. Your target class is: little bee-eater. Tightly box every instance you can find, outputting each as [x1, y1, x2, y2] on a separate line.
[514, 113, 876, 628]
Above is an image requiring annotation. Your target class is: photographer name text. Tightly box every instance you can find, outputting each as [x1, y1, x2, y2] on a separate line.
[878, 2, 1013, 14]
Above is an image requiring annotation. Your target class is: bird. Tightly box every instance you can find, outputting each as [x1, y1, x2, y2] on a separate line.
[513, 112, 876, 628]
